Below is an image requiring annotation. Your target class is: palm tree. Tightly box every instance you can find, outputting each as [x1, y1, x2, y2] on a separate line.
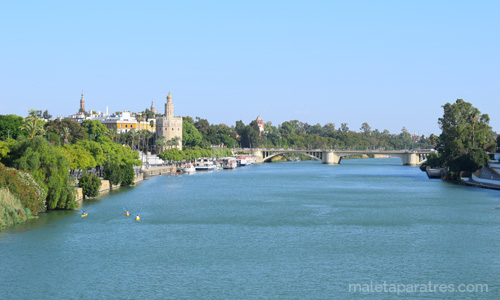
[142, 130, 149, 153]
[20, 110, 45, 139]
[129, 129, 137, 150]
[62, 127, 71, 145]
[155, 136, 166, 153]
[105, 127, 117, 142]
[167, 136, 181, 149]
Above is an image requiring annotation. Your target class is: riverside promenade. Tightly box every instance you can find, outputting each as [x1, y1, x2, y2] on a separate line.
[142, 164, 181, 178]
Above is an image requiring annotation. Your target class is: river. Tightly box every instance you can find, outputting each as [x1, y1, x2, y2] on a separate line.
[1, 158, 500, 299]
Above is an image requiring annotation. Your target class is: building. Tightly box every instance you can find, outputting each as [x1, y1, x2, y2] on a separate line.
[69, 92, 156, 133]
[151, 100, 157, 114]
[101, 111, 156, 133]
[70, 92, 87, 121]
[156, 92, 183, 151]
[256, 116, 264, 132]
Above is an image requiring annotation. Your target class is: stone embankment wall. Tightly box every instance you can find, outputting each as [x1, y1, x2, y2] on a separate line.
[142, 166, 178, 178]
[76, 174, 144, 201]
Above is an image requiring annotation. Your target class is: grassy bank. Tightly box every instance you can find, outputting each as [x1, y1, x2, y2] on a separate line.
[0, 188, 32, 229]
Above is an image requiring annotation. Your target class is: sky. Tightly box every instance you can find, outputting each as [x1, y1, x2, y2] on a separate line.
[1, 0, 499, 135]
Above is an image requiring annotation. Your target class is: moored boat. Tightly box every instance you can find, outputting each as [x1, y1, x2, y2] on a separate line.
[183, 163, 196, 174]
[236, 156, 254, 167]
[195, 158, 216, 171]
[222, 157, 238, 170]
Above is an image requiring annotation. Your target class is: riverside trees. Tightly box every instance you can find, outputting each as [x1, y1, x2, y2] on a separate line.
[0, 114, 142, 214]
[434, 99, 496, 178]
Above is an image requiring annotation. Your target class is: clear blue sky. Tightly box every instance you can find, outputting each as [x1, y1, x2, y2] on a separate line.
[1, 0, 499, 135]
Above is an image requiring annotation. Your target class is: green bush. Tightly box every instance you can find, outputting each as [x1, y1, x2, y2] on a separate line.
[8, 136, 76, 210]
[0, 163, 46, 214]
[120, 164, 135, 186]
[79, 174, 101, 198]
[103, 161, 122, 186]
[0, 188, 32, 229]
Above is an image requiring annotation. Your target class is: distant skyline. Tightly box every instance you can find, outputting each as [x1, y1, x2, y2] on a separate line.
[1, 0, 499, 135]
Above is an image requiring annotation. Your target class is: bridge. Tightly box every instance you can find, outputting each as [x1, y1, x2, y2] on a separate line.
[236, 148, 433, 166]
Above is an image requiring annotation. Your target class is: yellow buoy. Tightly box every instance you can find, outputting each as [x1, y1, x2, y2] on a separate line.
[135, 215, 140, 221]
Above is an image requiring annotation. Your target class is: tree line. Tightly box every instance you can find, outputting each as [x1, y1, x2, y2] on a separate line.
[0, 110, 142, 218]
[1, 98, 498, 221]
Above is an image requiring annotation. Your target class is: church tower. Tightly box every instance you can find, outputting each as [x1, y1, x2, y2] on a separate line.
[151, 99, 157, 114]
[79, 92, 85, 113]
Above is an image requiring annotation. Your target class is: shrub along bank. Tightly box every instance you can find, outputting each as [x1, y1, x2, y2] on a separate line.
[0, 188, 33, 229]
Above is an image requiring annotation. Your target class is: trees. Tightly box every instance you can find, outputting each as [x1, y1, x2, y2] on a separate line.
[158, 148, 183, 161]
[0, 114, 26, 140]
[78, 174, 101, 198]
[103, 161, 122, 186]
[81, 120, 107, 141]
[45, 118, 86, 144]
[59, 144, 96, 173]
[120, 164, 135, 186]
[8, 136, 76, 209]
[437, 99, 495, 178]
[20, 110, 45, 139]
[0, 163, 47, 214]
[360, 122, 372, 136]
[155, 136, 166, 152]
[194, 117, 210, 136]
[42, 110, 52, 120]
[167, 136, 181, 148]
[340, 123, 349, 133]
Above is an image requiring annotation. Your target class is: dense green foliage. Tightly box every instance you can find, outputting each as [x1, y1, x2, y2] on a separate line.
[60, 144, 96, 171]
[0, 188, 32, 229]
[182, 117, 203, 148]
[102, 161, 136, 186]
[435, 99, 496, 178]
[159, 146, 233, 162]
[78, 174, 101, 198]
[120, 164, 135, 186]
[20, 110, 45, 139]
[45, 118, 87, 144]
[81, 119, 107, 142]
[103, 161, 122, 186]
[0, 114, 26, 140]
[6, 136, 76, 209]
[0, 163, 47, 214]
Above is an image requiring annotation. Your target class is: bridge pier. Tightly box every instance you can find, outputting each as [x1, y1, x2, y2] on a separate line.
[322, 151, 340, 164]
[401, 153, 420, 166]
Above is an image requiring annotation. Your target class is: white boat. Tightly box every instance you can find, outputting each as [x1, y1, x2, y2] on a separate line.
[183, 163, 196, 174]
[237, 156, 253, 167]
[222, 157, 238, 170]
[195, 158, 216, 171]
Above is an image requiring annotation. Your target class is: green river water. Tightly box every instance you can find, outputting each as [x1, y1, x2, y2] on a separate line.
[1, 158, 500, 299]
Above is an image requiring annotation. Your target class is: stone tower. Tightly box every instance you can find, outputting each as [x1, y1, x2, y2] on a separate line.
[79, 92, 85, 113]
[151, 99, 157, 114]
[156, 92, 183, 152]
[165, 92, 174, 119]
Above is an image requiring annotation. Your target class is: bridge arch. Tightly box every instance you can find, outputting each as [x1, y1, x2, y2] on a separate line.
[262, 151, 322, 162]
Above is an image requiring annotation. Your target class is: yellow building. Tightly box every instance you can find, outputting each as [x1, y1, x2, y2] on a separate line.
[101, 111, 156, 133]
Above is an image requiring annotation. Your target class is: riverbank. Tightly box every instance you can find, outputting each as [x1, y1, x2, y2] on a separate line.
[75, 172, 145, 202]
[0, 188, 32, 229]
[464, 164, 500, 190]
